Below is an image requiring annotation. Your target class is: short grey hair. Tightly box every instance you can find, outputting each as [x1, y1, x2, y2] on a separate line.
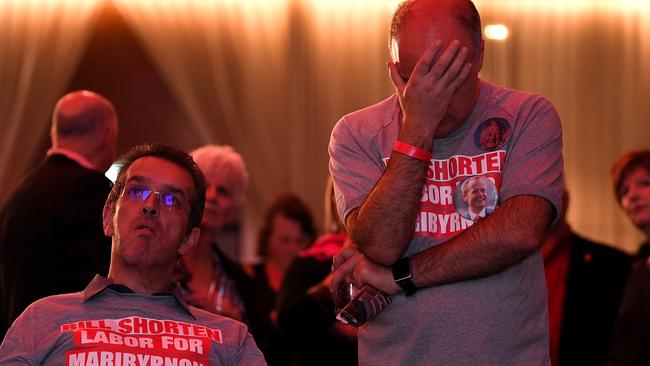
[190, 145, 249, 206]
[461, 175, 486, 197]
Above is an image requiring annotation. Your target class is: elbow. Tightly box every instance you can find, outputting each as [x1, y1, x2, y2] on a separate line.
[350, 231, 402, 266]
[346, 209, 404, 265]
[514, 219, 549, 255]
[519, 232, 546, 254]
[365, 246, 402, 266]
[504, 195, 554, 255]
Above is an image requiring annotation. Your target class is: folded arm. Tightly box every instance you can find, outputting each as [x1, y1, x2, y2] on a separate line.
[334, 195, 552, 295]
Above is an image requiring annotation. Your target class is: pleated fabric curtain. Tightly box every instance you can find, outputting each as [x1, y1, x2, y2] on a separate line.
[477, 0, 650, 251]
[112, 0, 400, 261]
[0, 0, 103, 203]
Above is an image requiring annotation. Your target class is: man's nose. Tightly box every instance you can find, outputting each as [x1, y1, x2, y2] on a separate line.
[623, 190, 639, 208]
[142, 205, 159, 217]
[206, 186, 221, 203]
[142, 193, 159, 217]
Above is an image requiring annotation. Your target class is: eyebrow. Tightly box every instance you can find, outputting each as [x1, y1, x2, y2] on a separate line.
[125, 175, 188, 195]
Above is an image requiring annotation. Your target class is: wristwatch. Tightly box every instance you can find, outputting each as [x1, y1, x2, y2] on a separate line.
[392, 256, 417, 296]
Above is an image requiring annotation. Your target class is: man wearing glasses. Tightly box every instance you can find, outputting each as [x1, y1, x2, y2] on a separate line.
[0, 144, 266, 365]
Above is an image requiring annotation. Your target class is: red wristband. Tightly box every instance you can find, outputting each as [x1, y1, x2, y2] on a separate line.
[393, 140, 432, 161]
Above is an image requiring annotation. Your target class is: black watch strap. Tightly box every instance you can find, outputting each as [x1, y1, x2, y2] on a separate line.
[392, 256, 417, 296]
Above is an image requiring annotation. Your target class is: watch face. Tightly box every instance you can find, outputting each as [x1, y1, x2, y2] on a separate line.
[392, 256, 411, 281]
[393, 257, 417, 295]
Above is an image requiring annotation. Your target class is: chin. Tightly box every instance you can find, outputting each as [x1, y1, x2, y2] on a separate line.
[633, 218, 650, 232]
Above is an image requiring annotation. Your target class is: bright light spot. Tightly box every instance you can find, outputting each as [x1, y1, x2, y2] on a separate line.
[484, 24, 509, 41]
[105, 162, 122, 183]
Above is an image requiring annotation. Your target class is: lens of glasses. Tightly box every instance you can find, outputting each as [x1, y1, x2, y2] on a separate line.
[122, 184, 185, 210]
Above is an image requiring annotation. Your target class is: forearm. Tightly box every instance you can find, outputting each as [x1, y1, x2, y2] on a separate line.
[349, 149, 430, 265]
[410, 195, 552, 288]
[337, 41, 472, 266]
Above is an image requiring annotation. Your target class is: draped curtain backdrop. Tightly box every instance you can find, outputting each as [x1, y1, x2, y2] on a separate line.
[477, 0, 650, 252]
[112, 0, 400, 260]
[1, 0, 648, 259]
[0, 0, 102, 201]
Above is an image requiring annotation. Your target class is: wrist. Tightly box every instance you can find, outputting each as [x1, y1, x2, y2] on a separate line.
[393, 141, 432, 162]
[392, 256, 418, 296]
[399, 116, 436, 148]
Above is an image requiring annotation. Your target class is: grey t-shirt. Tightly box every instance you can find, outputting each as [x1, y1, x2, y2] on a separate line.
[329, 80, 563, 365]
[0, 275, 266, 366]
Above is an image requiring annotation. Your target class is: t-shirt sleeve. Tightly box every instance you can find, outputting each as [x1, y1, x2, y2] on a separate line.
[328, 115, 386, 224]
[237, 330, 267, 365]
[0, 306, 36, 365]
[499, 96, 563, 220]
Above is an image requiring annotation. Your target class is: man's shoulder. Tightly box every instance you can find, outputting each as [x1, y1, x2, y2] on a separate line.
[9, 155, 108, 197]
[335, 94, 399, 131]
[187, 305, 251, 335]
[481, 80, 556, 118]
[28, 291, 84, 308]
[483, 81, 549, 102]
[14, 291, 85, 322]
[45, 155, 108, 184]
[189, 304, 247, 325]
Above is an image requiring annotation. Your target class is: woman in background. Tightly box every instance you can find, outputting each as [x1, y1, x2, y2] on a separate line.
[175, 145, 256, 327]
[277, 177, 358, 365]
[248, 193, 316, 365]
[607, 149, 650, 366]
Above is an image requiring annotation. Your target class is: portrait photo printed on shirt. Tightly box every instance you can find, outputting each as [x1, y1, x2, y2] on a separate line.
[474, 117, 511, 151]
[453, 175, 499, 222]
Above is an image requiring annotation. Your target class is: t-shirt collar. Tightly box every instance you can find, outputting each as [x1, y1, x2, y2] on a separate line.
[82, 274, 195, 319]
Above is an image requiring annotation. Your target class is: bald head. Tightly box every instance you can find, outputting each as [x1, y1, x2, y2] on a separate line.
[51, 90, 118, 172]
[388, 0, 484, 136]
[389, 0, 482, 61]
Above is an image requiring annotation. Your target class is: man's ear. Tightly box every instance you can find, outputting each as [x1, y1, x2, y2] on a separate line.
[102, 204, 115, 237]
[178, 227, 201, 256]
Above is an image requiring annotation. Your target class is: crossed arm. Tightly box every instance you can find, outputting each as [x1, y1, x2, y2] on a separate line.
[333, 195, 553, 296]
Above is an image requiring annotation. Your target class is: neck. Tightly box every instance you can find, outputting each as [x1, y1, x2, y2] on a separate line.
[642, 225, 650, 242]
[55, 139, 109, 172]
[107, 262, 173, 294]
[264, 260, 287, 292]
[191, 232, 216, 257]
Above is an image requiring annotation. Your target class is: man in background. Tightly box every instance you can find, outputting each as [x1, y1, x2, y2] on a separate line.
[0, 90, 118, 337]
[176, 145, 258, 326]
[543, 189, 630, 365]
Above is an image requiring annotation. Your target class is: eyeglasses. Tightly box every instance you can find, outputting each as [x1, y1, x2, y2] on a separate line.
[119, 183, 189, 211]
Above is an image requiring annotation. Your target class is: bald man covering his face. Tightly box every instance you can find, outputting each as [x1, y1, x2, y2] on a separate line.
[0, 90, 118, 337]
[329, 0, 563, 364]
